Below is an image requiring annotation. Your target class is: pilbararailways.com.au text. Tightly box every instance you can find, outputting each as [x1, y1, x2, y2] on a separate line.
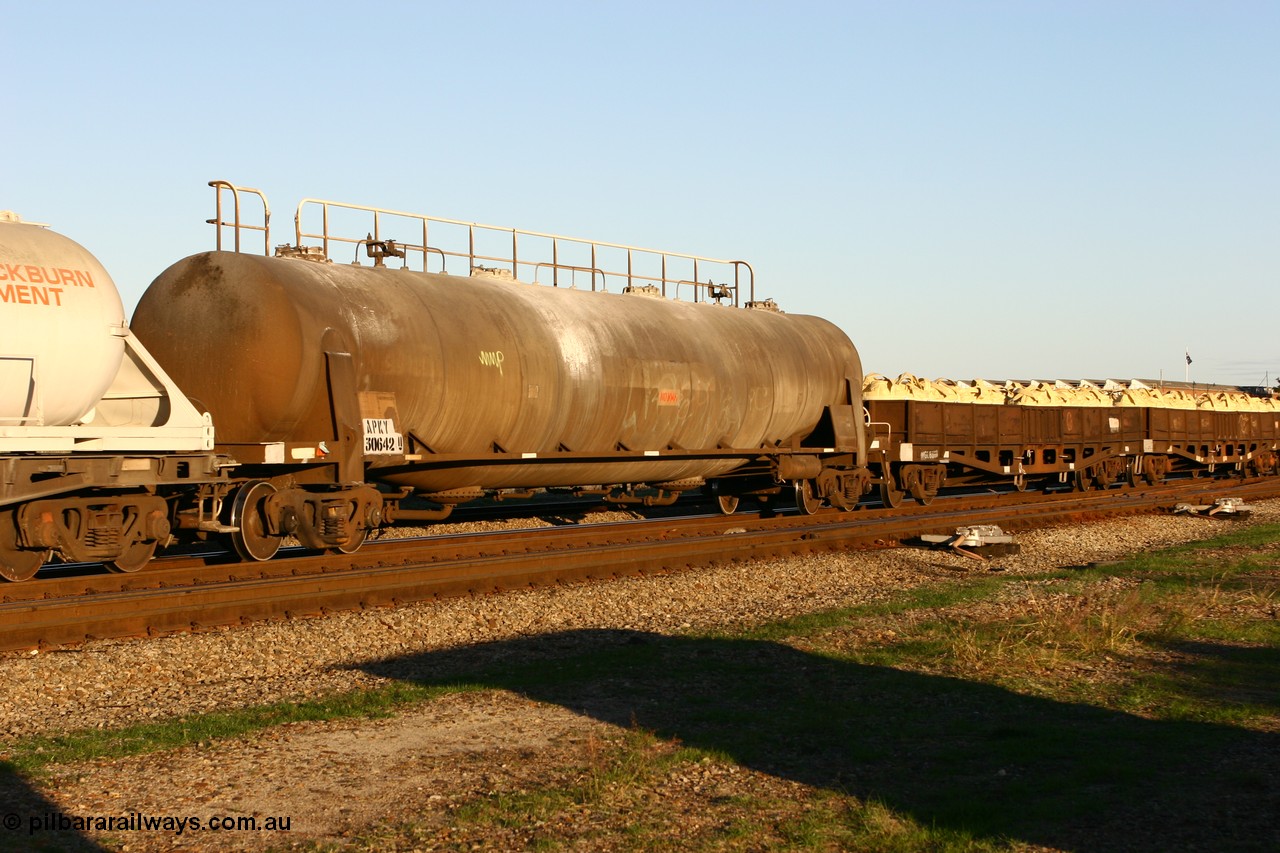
[5, 811, 292, 835]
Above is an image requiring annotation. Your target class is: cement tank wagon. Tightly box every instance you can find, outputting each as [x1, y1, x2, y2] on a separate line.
[0, 212, 223, 581]
[0, 213, 126, 427]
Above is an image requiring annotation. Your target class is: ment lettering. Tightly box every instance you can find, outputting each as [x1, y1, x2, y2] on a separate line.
[0, 283, 65, 306]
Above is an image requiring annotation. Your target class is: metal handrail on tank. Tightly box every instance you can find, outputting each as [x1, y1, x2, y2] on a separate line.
[207, 181, 271, 254]
[675, 279, 739, 304]
[352, 238, 448, 273]
[292, 197, 756, 305]
[532, 262, 606, 291]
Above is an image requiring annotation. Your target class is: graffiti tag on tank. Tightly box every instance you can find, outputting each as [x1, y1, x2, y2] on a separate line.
[479, 350, 505, 376]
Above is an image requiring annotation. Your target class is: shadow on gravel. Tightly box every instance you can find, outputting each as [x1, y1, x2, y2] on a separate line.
[0, 762, 104, 852]
[359, 630, 1279, 852]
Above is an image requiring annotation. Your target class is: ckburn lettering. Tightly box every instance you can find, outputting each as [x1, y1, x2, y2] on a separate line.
[0, 263, 94, 287]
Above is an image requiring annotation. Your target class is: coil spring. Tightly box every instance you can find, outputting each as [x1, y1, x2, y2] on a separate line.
[86, 525, 121, 549]
[87, 511, 124, 549]
[844, 478, 862, 502]
[321, 504, 346, 538]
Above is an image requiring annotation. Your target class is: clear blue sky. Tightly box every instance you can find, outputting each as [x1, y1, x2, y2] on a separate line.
[5, 1, 1277, 384]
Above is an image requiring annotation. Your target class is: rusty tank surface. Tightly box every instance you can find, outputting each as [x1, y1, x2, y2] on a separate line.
[132, 250, 862, 495]
[119, 181, 871, 561]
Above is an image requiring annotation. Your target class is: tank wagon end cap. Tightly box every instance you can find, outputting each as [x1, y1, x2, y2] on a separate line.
[0, 210, 50, 227]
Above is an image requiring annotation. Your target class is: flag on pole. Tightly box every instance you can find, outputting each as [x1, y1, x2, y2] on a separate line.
[1186, 351, 1192, 365]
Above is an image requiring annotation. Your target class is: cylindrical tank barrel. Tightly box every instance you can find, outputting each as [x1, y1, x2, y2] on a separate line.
[0, 217, 126, 426]
[132, 252, 860, 490]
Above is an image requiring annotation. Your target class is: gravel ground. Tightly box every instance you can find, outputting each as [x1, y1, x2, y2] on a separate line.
[2, 500, 1277, 742]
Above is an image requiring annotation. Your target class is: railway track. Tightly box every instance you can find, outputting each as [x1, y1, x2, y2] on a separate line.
[3, 477, 1278, 652]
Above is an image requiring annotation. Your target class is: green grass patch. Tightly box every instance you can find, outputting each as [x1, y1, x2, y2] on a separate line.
[2, 680, 484, 775]
[340, 730, 1013, 853]
[737, 576, 1010, 643]
[830, 551, 1279, 728]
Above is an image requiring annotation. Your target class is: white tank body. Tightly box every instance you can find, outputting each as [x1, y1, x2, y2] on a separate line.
[0, 214, 126, 427]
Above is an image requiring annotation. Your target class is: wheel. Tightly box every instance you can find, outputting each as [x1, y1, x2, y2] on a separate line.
[906, 468, 937, 505]
[879, 479, 903, 509]
[910, 482, 935, 506]
[229, 480, 282, 562]
[333, 525, 368, 555]
[1073, 470, 1090, 492]
[0, 509, 48, 583]
[324, 496, 373, 555]
[107, 539, 157, 573]
[795, 480, 821, 515]
[709, 480, 739, 515]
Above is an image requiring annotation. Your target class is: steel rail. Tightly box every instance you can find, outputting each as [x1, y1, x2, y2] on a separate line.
[2, 477, 1278, 651]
